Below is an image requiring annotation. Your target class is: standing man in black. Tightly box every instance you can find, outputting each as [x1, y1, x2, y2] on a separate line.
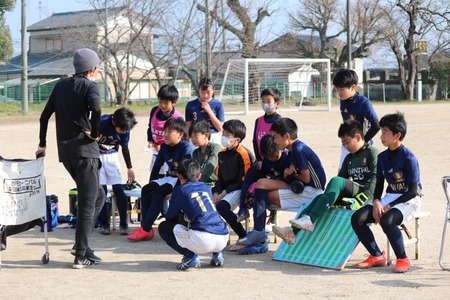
[36, 48, 105, 269]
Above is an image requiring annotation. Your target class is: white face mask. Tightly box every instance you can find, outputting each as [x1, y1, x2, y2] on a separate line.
[262, 103, 275, 114]
[221, 136, 234, 148]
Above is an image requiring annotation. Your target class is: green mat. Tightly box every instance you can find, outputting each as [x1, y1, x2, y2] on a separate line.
[272, 208, 359, 270]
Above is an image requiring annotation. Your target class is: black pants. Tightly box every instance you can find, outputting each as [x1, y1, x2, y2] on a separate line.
[351, 205, 406, 259]
[63, 157, 105, 257]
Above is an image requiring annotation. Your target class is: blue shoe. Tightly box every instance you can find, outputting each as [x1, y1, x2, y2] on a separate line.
[237, 240, 269, 255]
[210, 251, 224, 267]
[177, 255, 201, 271]
[236, 230, 268, 246]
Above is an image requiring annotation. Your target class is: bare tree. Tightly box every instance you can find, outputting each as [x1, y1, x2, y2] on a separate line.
[88, 0, 173, 104]
[159, 0, 206, 91]
[289, 0, 386, 69]
[197, 0, 274, 58]
[196, 0, 277, 102]
[382, 0, 450, 100]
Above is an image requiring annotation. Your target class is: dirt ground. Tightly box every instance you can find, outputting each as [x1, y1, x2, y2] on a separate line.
[1, 102, 450, 299]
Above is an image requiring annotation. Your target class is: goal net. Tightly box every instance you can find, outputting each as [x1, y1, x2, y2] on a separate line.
[218, 58, 332, 115]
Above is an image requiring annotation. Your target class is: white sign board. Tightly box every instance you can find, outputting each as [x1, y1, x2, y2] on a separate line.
[0, 157, 46, 225]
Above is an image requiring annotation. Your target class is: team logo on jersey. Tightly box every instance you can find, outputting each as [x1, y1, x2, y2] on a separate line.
[362, 158, 367, 165]
[393, 171, 403, 182]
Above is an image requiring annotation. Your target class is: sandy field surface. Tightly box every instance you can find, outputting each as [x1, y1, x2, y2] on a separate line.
[1, 102, 450, 299]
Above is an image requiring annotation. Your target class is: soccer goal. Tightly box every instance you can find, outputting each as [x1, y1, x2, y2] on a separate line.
[218, 58, 332, 115]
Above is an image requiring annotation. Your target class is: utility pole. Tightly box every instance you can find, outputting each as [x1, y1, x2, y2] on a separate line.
[21, 0, 28, 113]
[346, 0, 351, 69]
[104, 1, 109, 104]
[205, 0, 210, 78]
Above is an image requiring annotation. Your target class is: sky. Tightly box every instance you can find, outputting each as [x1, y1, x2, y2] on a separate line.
[5, 0, 299, 56]
[5, 0, 88, 56]
[4, 0, 393, 68]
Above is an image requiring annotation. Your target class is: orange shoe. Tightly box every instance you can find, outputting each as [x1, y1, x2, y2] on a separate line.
[393, 257, 410, 273]
[356, 251, 386, 269]
[127, 227, 155, 241]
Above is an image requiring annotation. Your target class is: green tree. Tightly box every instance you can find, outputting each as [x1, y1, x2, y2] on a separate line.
[430, 57, 450, 100]
[0, 0, 15, 65]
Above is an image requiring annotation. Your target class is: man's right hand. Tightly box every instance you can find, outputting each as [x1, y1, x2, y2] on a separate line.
[35, 149, 46, 158]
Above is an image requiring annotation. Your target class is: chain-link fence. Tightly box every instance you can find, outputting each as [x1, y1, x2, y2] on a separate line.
[0, 78, 60, 103]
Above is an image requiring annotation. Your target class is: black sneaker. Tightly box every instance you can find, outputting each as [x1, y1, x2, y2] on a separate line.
[73, 256, 95, 269]
[71, 247, 102, 263]
[119, 225, 130, 235]
[99, 226, 111, 235]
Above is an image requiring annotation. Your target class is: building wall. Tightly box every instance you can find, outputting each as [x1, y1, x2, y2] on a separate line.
[29, 27, 99, 54]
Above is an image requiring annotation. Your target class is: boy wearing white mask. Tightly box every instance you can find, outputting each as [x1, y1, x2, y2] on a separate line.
[214, 120, 255, 241]
[252, 88, 282, 162]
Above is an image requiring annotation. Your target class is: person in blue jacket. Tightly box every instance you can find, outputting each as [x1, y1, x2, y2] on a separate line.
[158, 159, 229, 271]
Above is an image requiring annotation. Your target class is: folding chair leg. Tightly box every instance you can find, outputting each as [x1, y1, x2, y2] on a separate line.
[274, 211, 278, 243]
[439, 204, 450, 271]
[414, 217, 420, 260]
[111, 195, 117, 231]
[439, 175, 450, 271]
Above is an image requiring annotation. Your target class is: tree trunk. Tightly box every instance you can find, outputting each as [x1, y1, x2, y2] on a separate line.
[427, 83, 437, 101]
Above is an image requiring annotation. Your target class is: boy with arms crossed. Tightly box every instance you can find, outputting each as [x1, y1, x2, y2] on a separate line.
[351, 112, 422, 273]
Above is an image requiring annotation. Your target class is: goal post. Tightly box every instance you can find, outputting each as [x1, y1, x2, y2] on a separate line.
[218, 58, 332, 115]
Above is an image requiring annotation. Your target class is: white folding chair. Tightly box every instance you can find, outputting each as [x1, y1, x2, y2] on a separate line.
[439, 176, 450, 271]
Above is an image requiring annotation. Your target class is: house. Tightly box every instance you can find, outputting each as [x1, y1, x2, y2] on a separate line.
[0, 7, 188, 103]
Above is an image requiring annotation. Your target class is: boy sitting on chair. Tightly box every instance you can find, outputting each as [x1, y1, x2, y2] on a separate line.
[236, 118, 326, 254]
[273, 119, 378, 245]
[189, 121, 223, 187]
[214, 120, 254, 246]
[127, 118, 194, 241]
[158, 159, 229, 271]
[230, 134, 290, 252]
[351, 111, 422, 273]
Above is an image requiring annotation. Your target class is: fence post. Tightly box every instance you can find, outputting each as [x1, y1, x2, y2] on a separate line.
[37, 82, 41, 103]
